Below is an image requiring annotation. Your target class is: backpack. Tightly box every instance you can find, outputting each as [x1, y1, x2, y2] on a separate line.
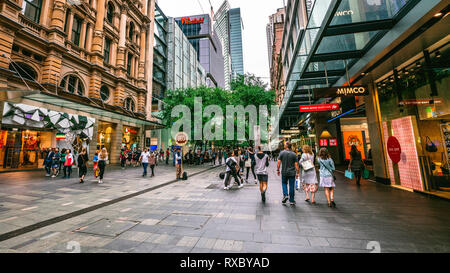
[182, 172, 188, 180]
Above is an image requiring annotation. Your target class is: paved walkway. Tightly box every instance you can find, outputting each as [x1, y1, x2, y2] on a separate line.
[0, 163, 449, 253]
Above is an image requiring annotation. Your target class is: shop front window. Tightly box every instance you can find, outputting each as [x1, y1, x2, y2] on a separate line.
[377, 41, 450, 192]
[122, 127, 140, 151]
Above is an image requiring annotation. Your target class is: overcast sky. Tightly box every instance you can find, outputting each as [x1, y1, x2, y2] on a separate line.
[157, 0, 286, 86]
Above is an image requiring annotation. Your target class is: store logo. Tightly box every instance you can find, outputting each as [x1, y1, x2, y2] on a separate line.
[335, 10, 354, 16]
[336, 86, 368, 96]
[181, 17, 205, 25]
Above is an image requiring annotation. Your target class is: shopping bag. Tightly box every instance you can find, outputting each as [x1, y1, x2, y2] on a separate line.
[363, 168, 370, 179]
[345, 170, 354, 180]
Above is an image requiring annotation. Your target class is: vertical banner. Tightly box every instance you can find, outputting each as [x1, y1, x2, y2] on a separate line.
[254, 125, 261, 147]
[342, 131, 366, 160]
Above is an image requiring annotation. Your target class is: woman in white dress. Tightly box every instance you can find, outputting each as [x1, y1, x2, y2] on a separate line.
[299, 145, 318, 204]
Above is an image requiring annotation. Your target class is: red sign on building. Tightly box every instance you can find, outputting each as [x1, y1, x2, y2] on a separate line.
[329, 139, 338, 146]
[181, 17, 205, 25]
[387, 136, 402, 164]
[320, 139, 328, 147]
[299, 104, 340, 112]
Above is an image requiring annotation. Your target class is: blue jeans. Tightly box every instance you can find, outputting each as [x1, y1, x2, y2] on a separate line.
[282, 176, 296, 202]
[142, 163, 148, 176]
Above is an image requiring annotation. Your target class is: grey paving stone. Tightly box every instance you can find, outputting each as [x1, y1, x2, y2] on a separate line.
[102, 239, 143, 252]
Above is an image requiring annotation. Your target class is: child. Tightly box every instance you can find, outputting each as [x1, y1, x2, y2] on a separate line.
[93, 152, 99, 178]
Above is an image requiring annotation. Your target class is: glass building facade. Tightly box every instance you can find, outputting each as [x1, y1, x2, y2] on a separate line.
[175, 14, 225, 89]
[229, 8, 244, 79]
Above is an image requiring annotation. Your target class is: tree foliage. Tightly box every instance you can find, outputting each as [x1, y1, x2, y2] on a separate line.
[161, 73, 276, 147]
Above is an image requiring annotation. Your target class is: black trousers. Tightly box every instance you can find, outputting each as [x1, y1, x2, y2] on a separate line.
[354, 170, 362, 184]
[246, 165, 256, 180]
[150, 165, 155, 176]
[98, 161, 106, 180]
[79, 165, 87, 178]
[64, 166, 72, 177]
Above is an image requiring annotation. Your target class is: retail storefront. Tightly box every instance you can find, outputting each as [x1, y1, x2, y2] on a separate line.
[376, 41, 450, 193]
[0, 102, 95, 171]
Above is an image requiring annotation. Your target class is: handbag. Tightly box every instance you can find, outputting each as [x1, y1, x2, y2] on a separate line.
[425, 136, 438, 153]
[301, 160, 315, 171]
[345, 169, 354, 180]
[363, 168, 370, 179]
[245, 159, 251, 168]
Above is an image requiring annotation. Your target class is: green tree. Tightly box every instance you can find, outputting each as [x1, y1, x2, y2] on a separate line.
[161, 73, 276, 147]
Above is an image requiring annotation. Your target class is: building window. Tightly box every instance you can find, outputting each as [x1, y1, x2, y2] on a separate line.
[60, 75, 84, 96]
[106, 2, 114, 24]
[71, 16, 82, 46]
[100, 85, 110, 102]
[104, 38, 111, 64]
[64, 10, 70, 33]
[124, 97, 136, 112]
[9, 62, 37, 81]
[22, 0, 42, 24]
[128, 22, 134, 41]
[127, 53, 132, 75]
[84, 23, 90, 49]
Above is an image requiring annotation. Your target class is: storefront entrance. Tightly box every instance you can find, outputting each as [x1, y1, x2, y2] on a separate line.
[122, 126, 140, 151]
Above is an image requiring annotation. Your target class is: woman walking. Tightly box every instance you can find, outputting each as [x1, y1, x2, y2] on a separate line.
[348, 145, 365, 186]
[245, 147, 257, 184]
[317, 148, 336, 208]
[149, 152, 157, 177]
[51, 148, 60, 178]
[63, 149, 74, 179]
[299, 145, 318, 204]
[78, 147, 89, 183]
[255, 146, 270, 203]
[98, 148, 108, 184]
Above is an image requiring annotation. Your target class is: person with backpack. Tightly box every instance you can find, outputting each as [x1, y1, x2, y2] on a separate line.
[255, 146, 270, 202]
[317, 148, 336, 208]
[348, 145, 366, 186]
[223, 150, 243, 190]
[245, 147, 257, 184]
[63, 149, 74, 179]
[299, 145, 318, 204]
[78, 147, 89, 183]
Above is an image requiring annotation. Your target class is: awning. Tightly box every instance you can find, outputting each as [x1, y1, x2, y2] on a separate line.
[18, 91, 165, 129]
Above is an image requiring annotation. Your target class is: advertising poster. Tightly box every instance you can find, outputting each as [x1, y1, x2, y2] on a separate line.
[343, 131, 366, 160]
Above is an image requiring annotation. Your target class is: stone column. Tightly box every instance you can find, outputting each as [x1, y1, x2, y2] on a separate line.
[0, 24, 15, 69]
[85, 24, 93, 51]
[142, 0, 148, 15]
[114, 82, 125, 106]
[116, 4, 128, 70]
[91, 0, 106, 54]
[50, 0, 67, 31]
[66, 12, 74, 41]
[138, 26, 147, 80]
[110, 41, 117, 66]
[79, 20, 87, 49]
[89, 70, 102, 99]
[41, 50, 62, 85]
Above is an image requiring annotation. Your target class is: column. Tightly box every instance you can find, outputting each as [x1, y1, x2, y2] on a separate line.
[366, 83, 390, 184]
[49, 0, 67, 31]
[79, 21, 87, 49]
[114, 82, 125, 106]
[138, 26, 147, 80]
[91, 0, 106, 54]
[85, 24, 93, 52]
[89, 70, 102, 99]
[116, 4, 128, 69]
[66, 12, 74, 42]
[142, 0, 148, 16]
[110, 41, 117, 66]
[41, 50, 62, 85]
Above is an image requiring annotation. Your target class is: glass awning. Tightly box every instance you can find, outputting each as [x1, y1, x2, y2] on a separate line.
[278, 0, 420, 128]
[21, 92, 165, 128]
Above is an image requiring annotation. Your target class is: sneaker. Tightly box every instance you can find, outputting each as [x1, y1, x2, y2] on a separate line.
[224, 186, 228, 190]
[238, 184, 244, 189]
[254, 179, 258, 184]
[98, 180, 103, 184]
[282, 196, 288, 204]
[290, 201, 296, 206]
[45, 174, 50, 177]
[51, 175, 56, 178]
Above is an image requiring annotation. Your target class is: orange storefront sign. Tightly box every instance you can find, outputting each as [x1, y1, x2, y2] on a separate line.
[342, 131, 365, 160]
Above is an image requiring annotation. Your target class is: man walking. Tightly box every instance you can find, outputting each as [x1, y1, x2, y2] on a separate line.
[277, 142, 299, 205]
[139, 148, 150, 177]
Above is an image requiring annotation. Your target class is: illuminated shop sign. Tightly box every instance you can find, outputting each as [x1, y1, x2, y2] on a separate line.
[313, 86, 369, 99]
[180, 17, 205, 25]
[320, 139, 328, 147]
[329, 139, 338, 146]
[399, 99, 443, 106]
[335, 10, 354, 16]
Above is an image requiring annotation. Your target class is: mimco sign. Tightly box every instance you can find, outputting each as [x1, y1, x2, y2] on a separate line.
[313, 86, 369, 99]
[336, 86, 368, 96]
